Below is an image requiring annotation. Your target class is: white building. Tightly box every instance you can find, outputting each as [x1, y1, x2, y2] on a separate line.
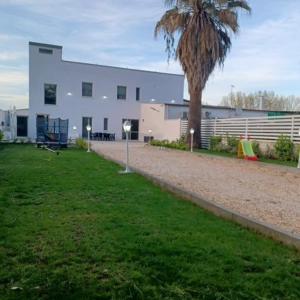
[28, 42, 185, 140]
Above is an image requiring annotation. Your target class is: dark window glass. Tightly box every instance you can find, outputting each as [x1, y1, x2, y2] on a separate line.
[44, 84, 56, 105]
[117, 86, 126, 100]
[136, 87, 140, 101]
[82, 82, 93, 97]
[17, 116, 28, 137]
[39, 48, 53, 54]
[104, 118, 108, 130]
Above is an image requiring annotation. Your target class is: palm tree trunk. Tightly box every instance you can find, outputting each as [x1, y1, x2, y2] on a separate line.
[188, 88, 202, 148]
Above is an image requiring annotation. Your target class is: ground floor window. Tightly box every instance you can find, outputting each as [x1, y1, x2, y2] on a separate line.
[122, 119, 139, 140]
[17, 116, 28, 137]
[104, 118, 108, 131]
[82, 117, 92, 138]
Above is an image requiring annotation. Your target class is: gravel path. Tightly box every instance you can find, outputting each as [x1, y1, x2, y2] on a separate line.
[92, 141, 300, 236]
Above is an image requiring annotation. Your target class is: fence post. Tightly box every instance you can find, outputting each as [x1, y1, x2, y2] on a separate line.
[245, 118, 249, 139]
[291, 116, 295, 141]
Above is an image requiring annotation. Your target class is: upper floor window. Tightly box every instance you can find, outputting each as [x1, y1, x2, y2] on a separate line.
[44, 84, 57, 105]
[39, 48, 53, 54]
[117, 86, 126, 100]
[82, 82, 93, 97]
[136, 87, 140, 101]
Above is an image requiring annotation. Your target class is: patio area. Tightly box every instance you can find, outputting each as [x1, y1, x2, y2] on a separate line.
[92, 141, 300, 237]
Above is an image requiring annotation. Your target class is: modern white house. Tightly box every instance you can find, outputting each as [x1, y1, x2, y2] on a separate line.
[28, 41, 185, 141]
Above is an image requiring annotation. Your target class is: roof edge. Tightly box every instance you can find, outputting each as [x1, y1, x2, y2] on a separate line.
[29, 41, 62, 50]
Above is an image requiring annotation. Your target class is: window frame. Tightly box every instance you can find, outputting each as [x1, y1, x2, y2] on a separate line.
[44, 83, 57, 105]
[39, 48, 53, 54]
[117, 85, 127, 100]
[82, 82, 93, 97]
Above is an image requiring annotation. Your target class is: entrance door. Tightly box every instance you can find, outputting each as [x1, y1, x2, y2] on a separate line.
[122, 119, 139, 140]
[82, 117, 92, 138]
[17, 116, 28, 137]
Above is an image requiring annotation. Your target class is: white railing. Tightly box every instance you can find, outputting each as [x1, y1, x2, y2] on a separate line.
[180, 115, 300, 148]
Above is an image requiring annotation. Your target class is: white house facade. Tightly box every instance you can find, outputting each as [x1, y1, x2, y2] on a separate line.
[28, 42, 185, 140]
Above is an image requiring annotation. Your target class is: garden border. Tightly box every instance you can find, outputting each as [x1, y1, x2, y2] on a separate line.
[98, 151, 300, 251]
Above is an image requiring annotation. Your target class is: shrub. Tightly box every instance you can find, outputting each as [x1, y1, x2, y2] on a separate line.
[226, 135, 239, 153]
[150, 137, 188, 151]
[274, 135, 294, 161]
[292, 145, 300, 162]
[75, 138, 88, 150]
[251, 141, 262, 157]
[210, 136, 222, 151]
[0, 130, 3, 141]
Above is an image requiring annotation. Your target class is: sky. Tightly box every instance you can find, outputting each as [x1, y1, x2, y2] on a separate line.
[0, 0, 300, 109]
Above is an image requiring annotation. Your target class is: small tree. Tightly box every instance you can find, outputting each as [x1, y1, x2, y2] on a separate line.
[274, 135, 294, 161]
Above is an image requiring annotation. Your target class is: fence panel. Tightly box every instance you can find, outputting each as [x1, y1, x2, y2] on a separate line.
[180, 115, 300, 148]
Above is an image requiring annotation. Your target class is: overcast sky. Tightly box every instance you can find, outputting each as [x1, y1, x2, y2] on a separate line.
[0, 0, 299, 109]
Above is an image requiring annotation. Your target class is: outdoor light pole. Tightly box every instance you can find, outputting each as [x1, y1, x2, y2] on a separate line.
[119, 120, 132, 174]
[86, 124, 92, 153]
[190, 128, 195, 153]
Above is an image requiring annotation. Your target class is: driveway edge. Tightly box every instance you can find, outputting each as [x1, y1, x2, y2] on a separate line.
[97, 151, 300, 251]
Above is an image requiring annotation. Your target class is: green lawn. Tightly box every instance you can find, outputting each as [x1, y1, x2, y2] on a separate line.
[0, 144, 300, 300]
[196, 149, 298, 168]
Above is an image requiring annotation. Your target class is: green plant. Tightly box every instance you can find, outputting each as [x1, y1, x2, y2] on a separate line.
[226, 135, 239, 153]
[0, 130, 3, 141]
[150, 137, 188, 151]
[292, 145, 300, 162]
[252, 141, 262, 157]
[210, 136, 222, 151]
[75, 138, 88, 150]
[274, 135, 294, 161]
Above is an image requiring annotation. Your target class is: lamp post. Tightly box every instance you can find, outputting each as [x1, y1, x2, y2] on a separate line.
[190, 128, 195, 153]
[119, 120, 132, 174]
[86, 124, 92, 153]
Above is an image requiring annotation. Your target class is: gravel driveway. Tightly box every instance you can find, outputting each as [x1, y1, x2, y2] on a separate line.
[92, 141, 300, 236]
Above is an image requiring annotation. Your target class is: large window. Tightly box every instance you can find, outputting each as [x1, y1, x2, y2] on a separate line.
[136, 87, 140, 101]
[117, 86, 127, 100]
[104, 118, 108, 131]
[82, 82, 93, 97]
[44, 84, 57, 105]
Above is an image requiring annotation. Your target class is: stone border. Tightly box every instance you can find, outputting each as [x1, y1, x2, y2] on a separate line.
[97, 151, 300, 251]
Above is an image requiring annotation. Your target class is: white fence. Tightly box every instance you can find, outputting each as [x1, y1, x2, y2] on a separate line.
[181, 115, 300, 148]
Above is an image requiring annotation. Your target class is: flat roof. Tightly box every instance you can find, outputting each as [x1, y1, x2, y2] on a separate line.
[167, 101, 300, 114]
[29, 41, 62, 49]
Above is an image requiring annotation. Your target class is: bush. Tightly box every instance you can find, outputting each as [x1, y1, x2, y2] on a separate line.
[292, 145, 300, 162]
[251, 141, 262, 157]
[226, 135, 239, 153]
[75, 138, 88, 150]
[150, 136, 188, 151]
[210, 136, 222, 151]
[0, 130, 3, 141]
[274, 135, 294, 161]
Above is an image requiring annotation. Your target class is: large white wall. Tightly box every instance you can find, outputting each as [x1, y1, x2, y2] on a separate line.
[28, 42, 184, 139]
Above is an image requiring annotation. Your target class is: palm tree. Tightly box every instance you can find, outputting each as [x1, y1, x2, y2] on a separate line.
[155, 0, 251, 147]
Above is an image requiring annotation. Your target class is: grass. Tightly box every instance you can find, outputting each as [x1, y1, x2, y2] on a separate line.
[0, 144, 300, 300]
[196, 148, 298, 168]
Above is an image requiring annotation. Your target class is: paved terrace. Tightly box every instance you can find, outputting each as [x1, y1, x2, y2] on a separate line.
[92, 141, 300, 237]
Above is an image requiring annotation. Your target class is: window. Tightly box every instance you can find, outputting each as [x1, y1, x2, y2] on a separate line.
[104, 118, 108, 131]
[44, 84, 57, 105]
[117, 86, 127, 100]
[17, 116, 28, 137]
[136, 87, 140, 101]
[82, 82, 93, 97]
[39, 48, 53, 54]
